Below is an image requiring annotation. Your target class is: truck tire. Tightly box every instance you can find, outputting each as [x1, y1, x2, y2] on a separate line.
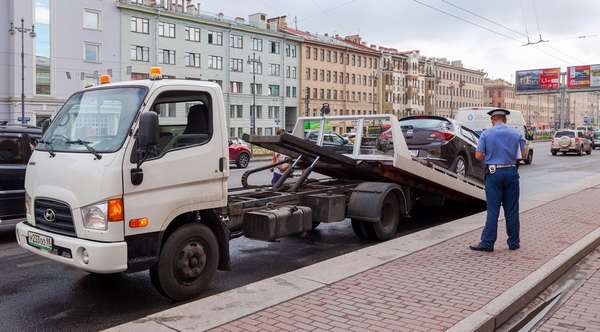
[351, 219, 374, 240]
[236, 152, 250, 168]
[370, 192, 401, 241]
[149, 223, 219, 301]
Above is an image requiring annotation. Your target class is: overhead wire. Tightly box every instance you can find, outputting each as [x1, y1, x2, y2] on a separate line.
[411, 0, 573, 64]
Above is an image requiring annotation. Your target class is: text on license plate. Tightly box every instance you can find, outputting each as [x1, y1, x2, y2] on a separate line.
[28, 231, 53, 251]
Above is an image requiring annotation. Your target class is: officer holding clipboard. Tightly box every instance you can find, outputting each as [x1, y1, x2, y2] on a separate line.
[470, 109, 526, 252]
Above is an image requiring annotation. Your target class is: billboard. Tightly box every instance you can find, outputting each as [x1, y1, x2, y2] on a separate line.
[567, 64, 600, 89]
[515, 68, 560, 92]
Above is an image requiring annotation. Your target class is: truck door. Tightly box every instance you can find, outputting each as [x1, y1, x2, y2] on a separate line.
[122, 86, 227, 237]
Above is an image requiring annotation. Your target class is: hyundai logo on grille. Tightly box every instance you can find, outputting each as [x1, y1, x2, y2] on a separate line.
[43, 209, 56, 222]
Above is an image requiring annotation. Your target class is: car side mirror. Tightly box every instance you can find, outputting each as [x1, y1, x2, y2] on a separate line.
[132, 112, 159, 185]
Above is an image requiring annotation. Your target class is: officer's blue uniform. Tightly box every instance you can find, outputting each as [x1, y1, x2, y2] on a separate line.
[476, 120, 525, 250]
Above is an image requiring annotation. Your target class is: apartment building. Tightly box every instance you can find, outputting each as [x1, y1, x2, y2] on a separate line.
[270, 19, 380, 132]
[117, 0, 301, 135]
[434, 58, 485, 118]
[0, 0, 121, 125]
[484, 78, 558, 128]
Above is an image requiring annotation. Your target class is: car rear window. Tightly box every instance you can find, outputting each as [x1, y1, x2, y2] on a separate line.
[399, 118, 448, 129]
[0, 136, 26, 164]
[555, 131, 575, 138]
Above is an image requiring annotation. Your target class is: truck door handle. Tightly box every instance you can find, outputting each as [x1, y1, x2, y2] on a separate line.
[219, 157, 225, 172]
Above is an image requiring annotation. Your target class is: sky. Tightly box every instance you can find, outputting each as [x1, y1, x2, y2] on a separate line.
[199, 0, 600, 81]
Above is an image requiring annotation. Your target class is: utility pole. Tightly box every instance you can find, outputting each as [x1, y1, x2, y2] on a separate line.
[9, 18, 36, 125]
[247, 52, 261, 135]
[559, 71, 566, 129]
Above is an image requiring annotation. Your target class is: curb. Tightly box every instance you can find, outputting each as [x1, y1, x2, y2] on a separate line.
[106, 174, 600, 332]
[448, 227, 600, 332]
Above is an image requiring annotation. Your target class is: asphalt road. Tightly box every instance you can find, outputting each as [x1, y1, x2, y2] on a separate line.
[1, 141, 598, 331]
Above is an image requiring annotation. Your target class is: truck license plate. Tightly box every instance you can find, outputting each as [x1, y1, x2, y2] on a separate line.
[28, 232, 53, 251]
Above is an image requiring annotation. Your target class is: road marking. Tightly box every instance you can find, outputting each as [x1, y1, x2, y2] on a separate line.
[17, 260, 50, 268]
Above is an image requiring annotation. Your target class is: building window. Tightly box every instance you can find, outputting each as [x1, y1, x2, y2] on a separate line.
[252, 38, 263, 51]
[229, 34, 243, 48]
[291, 67, 297, 79]
[286, 66, 291, 78]
[83, 9, 100, 30]
[268, 85, 280, 96]
[158, 22, 175, 38]
[270, 41, 280, 54]
[313, 69, 318, 81]
[306, 68, 311, 80]
[319, 70, 324, 81]
[130, 45, 150, 62]
[185, 52, 201, 67]
[250, 62, 262, 75]
[269, 64, 280, 76]
[158, 49, 175, 65]
[185, 26, 200, 41]
[84, 42, 100, 63]
[251, 106, 263, 119]
[237, 127, 244, 137]
[229, 127, 236, 138]
[230, 81, 243, 94]
[130, 17, 149, 34]
[230, 105, 243, 118]
[291, 45, 297, 57]
[320, 49, 325, 61]
[327, 50, 331, 62]
[35, 0, 50, 95]
[292, 87, 297, 98]
[229, 58, 243, 72]
[251, 83, 262, 95]
[320, 89, 325, 99]
[326, 70, 331, 82]
[268, 106, 276, 119]
[208, 31, 223, 45]
[286, 86, 291, 97]
[306, 46, 311, 59]
[208, 55, 223, 69]
[333, 51, 338, 63]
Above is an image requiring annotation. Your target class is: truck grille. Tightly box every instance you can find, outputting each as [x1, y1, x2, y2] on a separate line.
[34, 198, 76, 237]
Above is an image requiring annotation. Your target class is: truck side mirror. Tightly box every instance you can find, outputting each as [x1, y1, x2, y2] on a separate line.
[132, 111, 159, 185]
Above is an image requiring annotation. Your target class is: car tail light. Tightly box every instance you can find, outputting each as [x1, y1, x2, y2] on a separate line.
[576, 137, 581, 142]
[429, 130, 455, 141]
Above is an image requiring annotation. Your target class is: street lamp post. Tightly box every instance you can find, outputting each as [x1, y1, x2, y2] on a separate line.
[9, 18, 36, 125]
[247, 53, 262, 135]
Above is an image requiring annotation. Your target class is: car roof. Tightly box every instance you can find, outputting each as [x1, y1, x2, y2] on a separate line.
[0, 125, 42, 135]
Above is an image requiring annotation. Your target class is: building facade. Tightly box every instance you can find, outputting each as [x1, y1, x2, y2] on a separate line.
[0, 0, 121, 125]
[118, 1, 301, 136]
[274, 20, 380, 133]
[434, 58, 485, 118]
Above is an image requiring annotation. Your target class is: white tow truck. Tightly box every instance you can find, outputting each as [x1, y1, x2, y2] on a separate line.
[16, 68, 485, 300]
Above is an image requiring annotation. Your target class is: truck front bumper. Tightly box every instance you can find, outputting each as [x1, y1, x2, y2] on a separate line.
[15, 222, 128, 274]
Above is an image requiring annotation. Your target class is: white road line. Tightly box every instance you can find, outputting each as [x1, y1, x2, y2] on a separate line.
[17, 260, 50, 268]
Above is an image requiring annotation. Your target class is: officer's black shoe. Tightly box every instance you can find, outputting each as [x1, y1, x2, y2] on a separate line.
[509, 244, 520, 250]
[469, 244, 494, 252]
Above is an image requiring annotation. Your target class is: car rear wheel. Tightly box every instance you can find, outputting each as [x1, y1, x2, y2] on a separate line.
[577, 146, 583, 156]
[453, 155, 467, 178]
[236, 152, 250, 168]
[551, 150, 557, 156]
[587, 146, 592, 155]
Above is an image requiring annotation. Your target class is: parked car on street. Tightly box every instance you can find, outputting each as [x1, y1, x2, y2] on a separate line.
[551, 130, 592, 156]
[229, 138, 252, 168]
[593, 130, 600, 149]
[305, 130, 354, 154]
[398, 116, 486, 182]
[0, 125, 41, 226]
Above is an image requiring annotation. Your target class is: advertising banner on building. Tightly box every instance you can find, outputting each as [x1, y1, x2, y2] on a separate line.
[568, 64, 600, 89]
[515, 68, 560, 92]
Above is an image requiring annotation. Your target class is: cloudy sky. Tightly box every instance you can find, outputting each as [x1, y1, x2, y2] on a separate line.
[200, 0, 600, 81]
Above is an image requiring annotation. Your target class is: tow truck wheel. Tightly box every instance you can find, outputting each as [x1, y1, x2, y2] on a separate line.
[351, 219, 370, 240]
[371, 192, 401, 241]
[150, 223, 219, 301]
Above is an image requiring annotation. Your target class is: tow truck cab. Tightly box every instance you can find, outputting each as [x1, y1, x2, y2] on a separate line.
[16, 72, 232, 299]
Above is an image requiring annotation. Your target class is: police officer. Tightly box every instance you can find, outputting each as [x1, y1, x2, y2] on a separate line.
[470, 108, 526, 252]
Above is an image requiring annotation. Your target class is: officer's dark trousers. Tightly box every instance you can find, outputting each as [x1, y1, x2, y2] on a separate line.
[480, 167, 520, 249]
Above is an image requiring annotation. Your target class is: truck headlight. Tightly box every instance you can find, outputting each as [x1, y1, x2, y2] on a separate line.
[25, 192, 32, 216]
[81, 202, 108, 231]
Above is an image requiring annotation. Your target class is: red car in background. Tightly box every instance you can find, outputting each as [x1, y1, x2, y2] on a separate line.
[229, 138, 252, 168]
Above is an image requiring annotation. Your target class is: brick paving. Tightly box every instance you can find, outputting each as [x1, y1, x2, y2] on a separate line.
[212, 188, 600, 332]
[535, 249, 600, 332]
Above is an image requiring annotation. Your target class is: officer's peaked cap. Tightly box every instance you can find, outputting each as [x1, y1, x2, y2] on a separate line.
[487, 108, 510, 116]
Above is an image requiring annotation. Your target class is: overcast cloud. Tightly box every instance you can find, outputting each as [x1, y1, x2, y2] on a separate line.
[200, 0, 600, 80]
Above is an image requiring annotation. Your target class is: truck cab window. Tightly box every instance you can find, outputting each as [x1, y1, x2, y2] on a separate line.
[148, 90, 213, 158]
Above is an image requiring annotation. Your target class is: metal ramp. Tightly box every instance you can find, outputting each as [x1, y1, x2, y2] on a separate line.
[243, 115, 486, 205]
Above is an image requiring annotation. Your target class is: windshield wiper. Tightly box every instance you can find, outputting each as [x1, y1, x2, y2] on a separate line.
[37, 139, 56, 158]
[66, 140, 102, 160]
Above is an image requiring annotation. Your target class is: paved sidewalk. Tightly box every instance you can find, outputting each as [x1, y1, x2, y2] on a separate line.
[534, 249, 600, 332]
[211, 187, 600, 332]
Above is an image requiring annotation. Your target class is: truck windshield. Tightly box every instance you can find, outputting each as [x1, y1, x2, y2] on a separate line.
[38, 87, 146, 154]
